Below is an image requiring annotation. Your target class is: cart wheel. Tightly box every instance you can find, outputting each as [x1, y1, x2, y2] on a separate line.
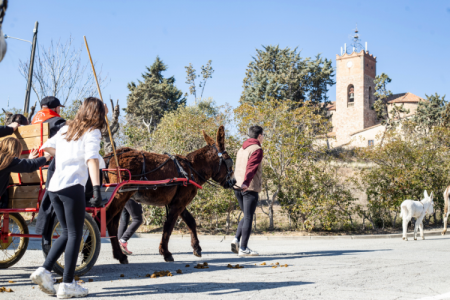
[42, 213, 101, 277]
[0, 213, 29, 269]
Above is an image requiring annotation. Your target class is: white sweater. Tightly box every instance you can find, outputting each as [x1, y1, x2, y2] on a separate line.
[41, 125, 105, 192]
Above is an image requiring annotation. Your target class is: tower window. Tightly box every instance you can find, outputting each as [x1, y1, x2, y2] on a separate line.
[348, 84, 355, 106]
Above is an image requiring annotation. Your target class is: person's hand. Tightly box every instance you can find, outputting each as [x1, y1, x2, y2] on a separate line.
[28, 149, 39, 159]
[241, 184, 248, 192]
[8, 122, 19, 131]
[89, 185, 103, 208]
[43, 151, 53, 162]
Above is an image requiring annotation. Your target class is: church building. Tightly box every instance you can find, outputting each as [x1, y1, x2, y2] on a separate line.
[326, 30, 424, 147]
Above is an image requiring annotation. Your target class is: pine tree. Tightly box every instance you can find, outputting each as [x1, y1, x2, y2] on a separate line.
[413, 93, 447, 131]
[240, 45, 334, 115]
[125, 56, 186, 126]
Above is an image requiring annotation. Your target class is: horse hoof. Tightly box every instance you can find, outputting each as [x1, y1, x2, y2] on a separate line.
[414, 238, 417, 240]
[120, 257, 129, 264]
[194, 249, 202, 257]
[164, 255, 174, 262]
[442, 232, 446, 236]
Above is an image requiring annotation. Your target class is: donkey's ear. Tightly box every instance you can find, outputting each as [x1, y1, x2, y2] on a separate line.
[424, 190, 429, 199]
[216, 125, 225, 151]
[202, 130, 215, 146]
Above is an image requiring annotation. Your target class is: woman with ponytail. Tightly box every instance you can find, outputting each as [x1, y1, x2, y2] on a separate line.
[30, 97, 107, 299]
[0, 137, 51, 208]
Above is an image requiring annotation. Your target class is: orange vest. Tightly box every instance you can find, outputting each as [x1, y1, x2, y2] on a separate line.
[31, 108, 61, 124]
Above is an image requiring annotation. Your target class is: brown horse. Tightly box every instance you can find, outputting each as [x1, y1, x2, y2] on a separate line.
[103, 125, 235, 263]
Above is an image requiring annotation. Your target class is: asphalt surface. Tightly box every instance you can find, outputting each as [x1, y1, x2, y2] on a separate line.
[1, 232, 450, 300]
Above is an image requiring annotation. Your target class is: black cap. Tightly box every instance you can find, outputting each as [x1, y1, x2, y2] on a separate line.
[41, 96, 65, 109]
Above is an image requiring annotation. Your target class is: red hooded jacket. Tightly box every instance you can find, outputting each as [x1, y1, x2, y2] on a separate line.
[242, 138, 264, 186]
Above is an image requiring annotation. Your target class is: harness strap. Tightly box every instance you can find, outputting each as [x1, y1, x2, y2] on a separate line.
[164, 152, 190, 184]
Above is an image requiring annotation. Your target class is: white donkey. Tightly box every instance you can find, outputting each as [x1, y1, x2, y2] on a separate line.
[441, 186, 450, 235]
[401, 190, 434, 241]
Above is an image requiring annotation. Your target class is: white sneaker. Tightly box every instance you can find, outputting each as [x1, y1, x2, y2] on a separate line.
[30, 267, 56, 295]
[57, 280, 89, 299]
[231, 238, 240, 254]
[238, 247, 259, 256]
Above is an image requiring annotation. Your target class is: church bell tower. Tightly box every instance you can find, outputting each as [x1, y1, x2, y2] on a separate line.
[335, 28, 378, 145]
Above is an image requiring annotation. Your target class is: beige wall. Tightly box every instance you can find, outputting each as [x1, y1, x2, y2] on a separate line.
[349, 125, 385, 148]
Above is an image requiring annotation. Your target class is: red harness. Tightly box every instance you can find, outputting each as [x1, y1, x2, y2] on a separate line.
[31, 108, 61, 124]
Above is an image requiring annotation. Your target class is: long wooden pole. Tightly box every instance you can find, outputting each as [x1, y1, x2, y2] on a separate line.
[83, 36, 122, 182]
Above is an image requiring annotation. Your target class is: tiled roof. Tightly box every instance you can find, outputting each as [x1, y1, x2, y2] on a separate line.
[387, 92, 424, 104]
[327, 101, 336, 111]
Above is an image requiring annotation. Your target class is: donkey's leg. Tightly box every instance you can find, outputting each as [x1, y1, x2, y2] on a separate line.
[402, 217, 409, 241]
[159, 206, 183, 262]
[108, 210, 129, 264]
[443, 213, 449, 235]
[419, 221, 425, 240]
[414, 219, 419, 240]
[180, 208, 202, 257]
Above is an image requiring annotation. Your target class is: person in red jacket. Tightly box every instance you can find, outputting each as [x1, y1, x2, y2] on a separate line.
[231, 125, 264, 256]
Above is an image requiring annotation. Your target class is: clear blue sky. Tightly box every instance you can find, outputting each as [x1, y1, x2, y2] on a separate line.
[1, 0, 449, 113]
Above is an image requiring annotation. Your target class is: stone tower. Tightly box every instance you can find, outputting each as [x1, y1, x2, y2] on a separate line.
[335, 49, 378, 145]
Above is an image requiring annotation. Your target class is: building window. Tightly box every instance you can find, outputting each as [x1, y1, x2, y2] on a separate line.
[348, 84, 355, 107]
[368, 140, 374, 147]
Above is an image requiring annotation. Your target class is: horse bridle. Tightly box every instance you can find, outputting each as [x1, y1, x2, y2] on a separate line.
[210, 143, 236, 189]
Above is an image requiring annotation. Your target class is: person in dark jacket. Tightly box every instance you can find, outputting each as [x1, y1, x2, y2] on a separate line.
[33, 96, 66, 253]
[0, 137, 52, 208]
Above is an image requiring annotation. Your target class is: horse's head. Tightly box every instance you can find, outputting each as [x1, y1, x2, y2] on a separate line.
[202, 125, 236, 189]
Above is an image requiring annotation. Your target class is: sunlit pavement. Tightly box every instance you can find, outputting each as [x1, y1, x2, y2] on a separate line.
[2, 233, 450, 299]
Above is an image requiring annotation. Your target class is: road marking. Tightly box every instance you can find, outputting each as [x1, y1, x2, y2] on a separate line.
[416, 292, 450, 300]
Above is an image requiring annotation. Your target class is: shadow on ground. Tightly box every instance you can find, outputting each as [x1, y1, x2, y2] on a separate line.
[93, 281, 313, 297]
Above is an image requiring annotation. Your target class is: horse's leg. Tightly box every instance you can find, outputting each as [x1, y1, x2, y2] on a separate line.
[159, 205, 184, 262]
[180, 208, 202, 257]
[107, 210, 129, 264]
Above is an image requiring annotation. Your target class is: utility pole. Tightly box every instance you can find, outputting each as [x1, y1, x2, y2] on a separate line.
[23, 21, 38, 115]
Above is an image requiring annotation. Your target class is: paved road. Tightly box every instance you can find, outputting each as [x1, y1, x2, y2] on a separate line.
[2, 233, 450, 300]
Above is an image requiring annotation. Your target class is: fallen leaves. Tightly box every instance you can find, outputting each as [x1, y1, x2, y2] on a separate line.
[74, 276, 80, 281]
[227, 264, 244, 269]
[150, 271, 173, 278]
[0, 287, 13, 293]
[88, 279, 94, 282]
[185, 264, 190, 267]
[176, 269, 182, 274]
[119, 274, 124, 277]
[8, 281, 14, 284]
[260, 262, 266, 266]
[194, 263, 209, 269]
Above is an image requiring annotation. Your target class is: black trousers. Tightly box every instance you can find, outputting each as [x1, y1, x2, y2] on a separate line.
[43, 185, 85, 283]
[118, 198, 143, 242]
[234, 190, 258, 250]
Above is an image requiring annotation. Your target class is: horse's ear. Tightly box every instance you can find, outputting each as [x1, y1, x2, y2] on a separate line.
[202, 130, 215, 146]
[216, 125, 225, 151]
